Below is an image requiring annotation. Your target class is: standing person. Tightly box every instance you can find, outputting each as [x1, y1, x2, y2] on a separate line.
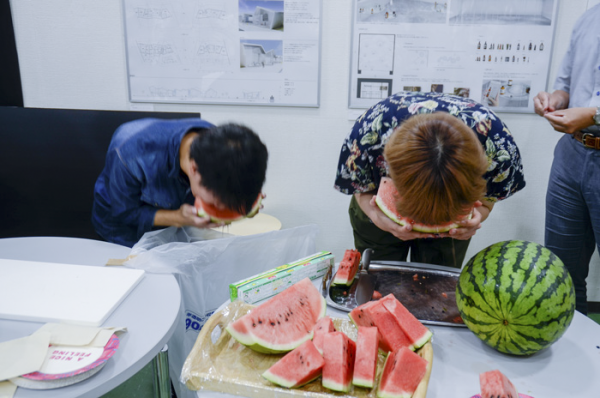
[334, 92, 526, 268]
[533, 4, 600, 315]
[92, 119, 268, 247]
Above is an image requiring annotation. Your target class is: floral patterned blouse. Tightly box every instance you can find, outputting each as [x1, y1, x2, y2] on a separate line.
[334, 92, 526, 202]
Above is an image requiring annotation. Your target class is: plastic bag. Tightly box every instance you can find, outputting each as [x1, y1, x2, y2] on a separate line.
[125, 224, 319, 398]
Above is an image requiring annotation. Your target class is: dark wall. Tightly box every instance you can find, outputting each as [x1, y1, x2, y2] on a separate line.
[0, 0, 23, 107]
[0, 107, 200, 239]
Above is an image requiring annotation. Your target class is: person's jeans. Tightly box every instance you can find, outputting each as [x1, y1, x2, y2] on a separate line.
[546, 134, 600, 315]
[348, 195, 471, 269]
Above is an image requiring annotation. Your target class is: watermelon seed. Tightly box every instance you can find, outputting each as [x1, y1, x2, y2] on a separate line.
[258, 320, 262, 324]
[270, 322, 275, 326]
[252, 323, 256, 327]
[285, 318, 289, 322]
[277, 321, 280, 325]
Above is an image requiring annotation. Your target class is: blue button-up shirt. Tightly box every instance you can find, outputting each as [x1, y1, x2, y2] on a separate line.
[554, 4, 600, 109]
[92, 118, 214, 247]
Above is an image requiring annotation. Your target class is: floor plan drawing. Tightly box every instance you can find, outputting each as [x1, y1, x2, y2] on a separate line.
[358, 33, 395, 75]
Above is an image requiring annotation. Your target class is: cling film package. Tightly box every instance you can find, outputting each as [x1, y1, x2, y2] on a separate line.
[229, 251, 334, 304]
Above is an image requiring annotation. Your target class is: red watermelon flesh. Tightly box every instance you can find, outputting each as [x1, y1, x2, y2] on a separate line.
[375, 177, 471, 233]
[381, 294, 432, 350]
[480, 370, 518, 398]
[262, 340, 325, 388]
[377, 347, 428, 398]
[353, 326, 380, 389]
[226, 278, 326, 354]
[195, 194, 262, 224]
[349, 300, 378, 328]
[365, 296, 414, 353]
[322, 332, 356, 393]
[332, 249, 361, 286]
[312, 316, 336, 355]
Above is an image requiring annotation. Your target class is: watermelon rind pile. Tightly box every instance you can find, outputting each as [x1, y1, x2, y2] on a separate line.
[456, 240, 575, 356]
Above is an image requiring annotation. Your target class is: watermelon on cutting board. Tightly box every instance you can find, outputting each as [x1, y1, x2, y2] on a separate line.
[321, 332, 356, 393]
[456, 240, 575, 355]
[226, 278, 326, 354]
[350, 295, 414, 353]
[352, 326, 379, 389]
[375, 177, 471, 233]
[262, 340, 325, 388]
[312, 316, 336, 355]
[381, 295, 432, 350]
[479, 369, 518, 398]
[377, 346, 428, 398]
[332, 249, 361, 286]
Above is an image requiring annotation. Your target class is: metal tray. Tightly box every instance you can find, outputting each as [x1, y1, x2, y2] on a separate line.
[322, 260, 466, 328]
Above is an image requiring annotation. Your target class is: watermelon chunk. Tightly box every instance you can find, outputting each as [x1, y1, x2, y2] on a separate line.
[322, 332, 356, 393]
[262, 340, 325, 388]
[377, 347, 428, 398]
[479, 370, 518, 398]
[332, 249, 361, 286]
[312, 316, 336, 355]
[381, 294, 432, 350]
[353, 326, 379, 388]
[226, 278, 326, 354]
[375, 177, 470, 233]
[351, 296, 413, 353]
[195, 194, 262, 224]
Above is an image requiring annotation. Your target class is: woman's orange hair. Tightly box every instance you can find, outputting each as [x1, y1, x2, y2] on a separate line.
[383, 112, 488, 225]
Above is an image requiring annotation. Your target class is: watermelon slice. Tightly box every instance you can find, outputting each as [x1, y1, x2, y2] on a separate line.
[350, 296, 413, 353]
[332, 249, 361, 286]
[226, 278, 326, 354]
[322, 332, 356, 393]
[312, 316, 336, 355]
[262, 340, 325, 388]
[375, 177, 471, 233]
[381, 294, 432, 350]
[479, 370, 518, 398]
[353, 326, 379, 389]
[377, 347, 428, 398]
[195, 194, 262, 224]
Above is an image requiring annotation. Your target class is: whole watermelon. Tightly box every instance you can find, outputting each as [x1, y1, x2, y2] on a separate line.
[456, 240, 575, 356]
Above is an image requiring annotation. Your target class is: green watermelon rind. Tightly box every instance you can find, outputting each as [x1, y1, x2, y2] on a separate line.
[322, 379, 351, 393]
[226, 296, 327, 354]
[456, 240, 575, 356]
[352, 377, 375, 389]
[375, 195, 460, 233]
[411, 329, 433, 351]
[262, 369, 322, 389]
[197, 197, 262, 224]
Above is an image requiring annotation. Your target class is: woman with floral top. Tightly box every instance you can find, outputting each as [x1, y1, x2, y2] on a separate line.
[334, 92, 526, 268]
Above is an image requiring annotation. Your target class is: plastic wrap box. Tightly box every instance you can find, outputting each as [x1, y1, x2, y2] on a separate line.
[229, 251, 334, 304]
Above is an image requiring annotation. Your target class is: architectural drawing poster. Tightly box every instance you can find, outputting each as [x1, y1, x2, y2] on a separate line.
[123, 0, 322, 107]
[349, 0, 559, 113]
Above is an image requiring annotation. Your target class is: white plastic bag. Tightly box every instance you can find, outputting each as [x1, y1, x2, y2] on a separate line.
[125, 224, 319, 398]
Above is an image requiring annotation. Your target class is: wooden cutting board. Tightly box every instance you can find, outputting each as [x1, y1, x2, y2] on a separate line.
[0, 259, 145, 326]
[182, 300, 433, 398]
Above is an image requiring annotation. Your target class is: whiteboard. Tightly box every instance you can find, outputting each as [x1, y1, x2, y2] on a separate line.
[122, 0, 323, 107]
[0, 259, 145, 326]
[348, 0, 559, 113]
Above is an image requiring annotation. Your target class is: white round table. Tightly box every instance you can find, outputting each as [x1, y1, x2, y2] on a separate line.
[195, 280, 600, 398]
[0, 237, 182, 398]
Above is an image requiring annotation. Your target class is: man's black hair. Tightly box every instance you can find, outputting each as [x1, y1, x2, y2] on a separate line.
[190, 123, 268, 215]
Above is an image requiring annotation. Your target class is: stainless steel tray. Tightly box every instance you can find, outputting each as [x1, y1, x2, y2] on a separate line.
[322, 260, 466, 328]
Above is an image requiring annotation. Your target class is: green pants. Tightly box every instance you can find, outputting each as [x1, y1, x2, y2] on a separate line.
[349, 195, 470, 269]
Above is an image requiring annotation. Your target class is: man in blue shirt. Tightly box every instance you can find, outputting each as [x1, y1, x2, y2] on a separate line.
[92, 119, 268, 247]
[533, 4, 600, 314]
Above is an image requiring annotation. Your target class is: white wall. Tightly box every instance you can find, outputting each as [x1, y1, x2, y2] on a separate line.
[9, 0, 600, 300]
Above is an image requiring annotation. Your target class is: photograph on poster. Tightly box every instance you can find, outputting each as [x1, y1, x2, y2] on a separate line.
[449, 0, 554, 26]
[240, 39, 283, 72]
[481, 79, 531, 108]
[357, 0, 448, 24]
[358, 78, 393, 99]
[454, 87, 470, 98]
[358, 34, 395, 75]
[238, 0, 284, 32]
[404, 86, 422, 92]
